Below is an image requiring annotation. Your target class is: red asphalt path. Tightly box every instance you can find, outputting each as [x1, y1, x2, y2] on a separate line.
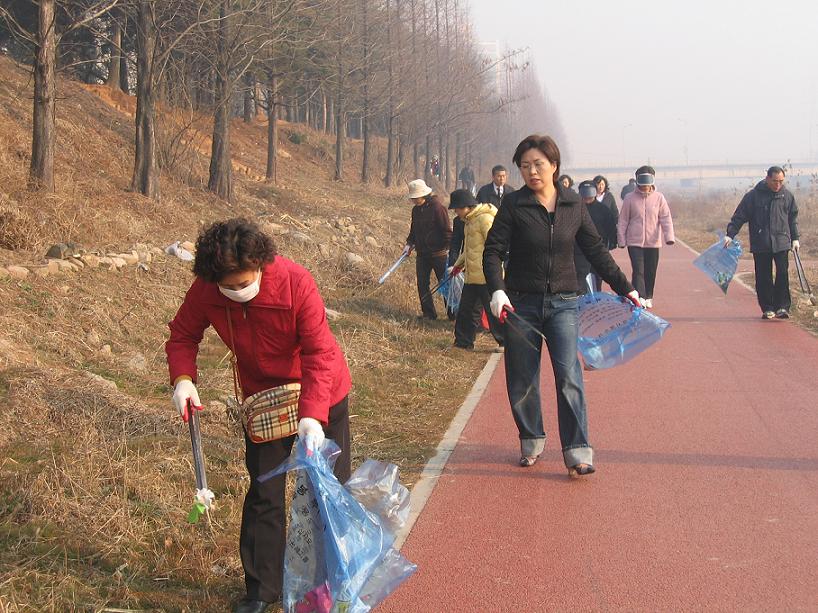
[382, 243, 818, 612]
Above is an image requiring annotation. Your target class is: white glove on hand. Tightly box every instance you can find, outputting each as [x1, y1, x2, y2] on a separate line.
[792, 240, 800, 251]
[298, 417, 325, 451]
[402, 244, 413, 257]
[490, 290, 513, 322]
[625, 290, 641, 308]
[173, 379, 202, 422]
[722, 235, 733, 248]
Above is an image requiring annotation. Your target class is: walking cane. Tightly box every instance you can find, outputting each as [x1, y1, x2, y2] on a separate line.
[793, 248, 817, 306]
[186, 400, 214, 523]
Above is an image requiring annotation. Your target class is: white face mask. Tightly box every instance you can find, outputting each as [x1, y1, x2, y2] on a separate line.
[219, 271, 261, 303]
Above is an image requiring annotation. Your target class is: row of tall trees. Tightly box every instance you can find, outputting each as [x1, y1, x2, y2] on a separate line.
[1, 0, 564, 202]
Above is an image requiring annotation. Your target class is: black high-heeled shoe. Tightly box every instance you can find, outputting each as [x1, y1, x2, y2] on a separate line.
[568, 463, 596, 477]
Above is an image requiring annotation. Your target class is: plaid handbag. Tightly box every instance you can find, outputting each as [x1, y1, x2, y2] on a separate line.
[226, 307, 301, 443]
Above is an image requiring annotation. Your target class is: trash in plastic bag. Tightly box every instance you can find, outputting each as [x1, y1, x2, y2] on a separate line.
[693, 233, 742, 293]
[577, 292, 670, 370]
[165, 241, 194, 261]
[260, 439, 416, 613]
[345, 459, 410, 533]
[438, 271, 464, 313]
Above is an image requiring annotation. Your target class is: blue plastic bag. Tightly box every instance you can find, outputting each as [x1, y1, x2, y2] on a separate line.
[437, 271, 464, 313]
[260, 440, 416, 613]
[577, 292, 670, 370]
[693, 234, 743, 293]
[446, 272, 464, 313]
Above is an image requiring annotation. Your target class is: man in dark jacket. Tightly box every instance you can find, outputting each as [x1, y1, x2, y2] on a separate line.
[476, 165, 514, 207]
[725, 166, 800, 319]
[405, 179, 453, 319]
[620, 178, 637, 200]
[458, 165, 475, 192]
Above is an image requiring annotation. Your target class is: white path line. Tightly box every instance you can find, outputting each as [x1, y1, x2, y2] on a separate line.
[394, 352, 503, 550]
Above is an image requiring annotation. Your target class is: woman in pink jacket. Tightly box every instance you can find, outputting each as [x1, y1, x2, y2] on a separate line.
[617, 165, 675, 308]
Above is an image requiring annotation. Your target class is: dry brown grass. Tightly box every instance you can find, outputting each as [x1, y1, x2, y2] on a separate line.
[0, 57, 490, 612]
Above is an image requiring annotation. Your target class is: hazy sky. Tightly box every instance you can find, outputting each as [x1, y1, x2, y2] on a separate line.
[467, 0, 818, 169]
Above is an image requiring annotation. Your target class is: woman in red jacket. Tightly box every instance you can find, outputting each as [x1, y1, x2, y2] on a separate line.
[166, 218, 351, 613]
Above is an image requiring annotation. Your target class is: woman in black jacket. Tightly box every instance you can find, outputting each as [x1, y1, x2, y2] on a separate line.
[593, 175, 619, 227]
[484, 135, 639, 476]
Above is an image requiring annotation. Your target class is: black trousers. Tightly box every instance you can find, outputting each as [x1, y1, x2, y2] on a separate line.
[240, 396, 351, 602]
[627, 247, 660, 299]
[454, 283, 504, 348]
[416, 253, 448, 319]
[753, 251, 791, 312]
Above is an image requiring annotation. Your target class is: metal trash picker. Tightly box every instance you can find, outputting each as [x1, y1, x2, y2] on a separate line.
[792, 247, 817, 306]
[378, 252, 410, 284]
[185, 400, 215, 523]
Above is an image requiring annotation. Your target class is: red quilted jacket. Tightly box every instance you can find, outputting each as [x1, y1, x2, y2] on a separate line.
[166, 257, 351, 423]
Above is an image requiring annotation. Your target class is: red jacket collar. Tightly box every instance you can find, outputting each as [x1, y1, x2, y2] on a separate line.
[199, 258, 293, 309]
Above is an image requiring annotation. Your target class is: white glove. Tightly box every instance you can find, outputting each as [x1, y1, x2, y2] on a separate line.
[195, 488, 215, 509]
[490, 290, 513, 322]
[722, 235, 733, 247]
[625, 290, 641, 308]
[172, 379, 202, 422]
[402, 244, 413, 257]
[792, 240, 800, 251]
[298, 417, 325, 451]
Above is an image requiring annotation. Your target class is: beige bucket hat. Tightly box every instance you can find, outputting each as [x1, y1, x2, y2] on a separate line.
[407, 179, 433, 199]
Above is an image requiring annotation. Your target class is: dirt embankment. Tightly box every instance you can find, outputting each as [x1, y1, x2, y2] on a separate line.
[0, 56, 489, 612]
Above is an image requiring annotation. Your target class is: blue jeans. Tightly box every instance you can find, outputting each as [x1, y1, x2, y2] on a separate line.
[504, 291, 593, 467]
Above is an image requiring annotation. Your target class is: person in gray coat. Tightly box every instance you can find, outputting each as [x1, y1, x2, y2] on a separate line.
[724, 166, 800, 319]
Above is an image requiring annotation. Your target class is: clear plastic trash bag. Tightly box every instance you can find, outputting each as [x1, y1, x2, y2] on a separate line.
[345, 459, 410, 534]
[260, 439, 416, 613]
[693, 234, 743, 294]
[438, 271, 464, 313]
[577, 292, 670, 370]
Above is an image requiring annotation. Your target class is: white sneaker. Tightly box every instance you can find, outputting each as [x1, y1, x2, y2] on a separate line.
[645, 298, 653, 309]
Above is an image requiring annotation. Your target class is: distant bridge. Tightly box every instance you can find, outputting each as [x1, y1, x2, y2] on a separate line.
[566, 162, 818, 190]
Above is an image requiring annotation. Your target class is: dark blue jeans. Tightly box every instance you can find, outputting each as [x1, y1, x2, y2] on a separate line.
[504, 291, 593, 467]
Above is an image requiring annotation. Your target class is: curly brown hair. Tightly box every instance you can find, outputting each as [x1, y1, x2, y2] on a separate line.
[192, 218, 276, 283]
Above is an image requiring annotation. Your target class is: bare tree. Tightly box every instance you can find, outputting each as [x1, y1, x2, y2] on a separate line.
[1, 0, 121, 192]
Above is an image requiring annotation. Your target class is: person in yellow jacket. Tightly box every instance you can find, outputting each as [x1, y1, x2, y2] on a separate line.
[448, 189, 505, 351]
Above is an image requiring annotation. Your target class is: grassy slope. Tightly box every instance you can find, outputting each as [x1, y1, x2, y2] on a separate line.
[0, 57, 493, 612]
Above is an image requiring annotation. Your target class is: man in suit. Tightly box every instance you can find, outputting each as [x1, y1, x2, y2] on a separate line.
[476, 165, 514, 206]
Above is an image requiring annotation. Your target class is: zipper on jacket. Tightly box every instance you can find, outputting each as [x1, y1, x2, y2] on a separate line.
[642, 192, 648, 247]
[242, 304, 248, 320]
[545, 211, 554, 293]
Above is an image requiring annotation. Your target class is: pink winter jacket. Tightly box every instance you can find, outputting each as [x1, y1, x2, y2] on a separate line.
[617, 188, 676, 248]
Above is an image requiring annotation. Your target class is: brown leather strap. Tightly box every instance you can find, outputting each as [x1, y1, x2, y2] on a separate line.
[225, 307, 244, 403]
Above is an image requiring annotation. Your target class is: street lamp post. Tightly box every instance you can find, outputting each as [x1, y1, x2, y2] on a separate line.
[810, 123, 818, 161]
[622, 123, 633, 169]
[677, 117, 689, 166]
